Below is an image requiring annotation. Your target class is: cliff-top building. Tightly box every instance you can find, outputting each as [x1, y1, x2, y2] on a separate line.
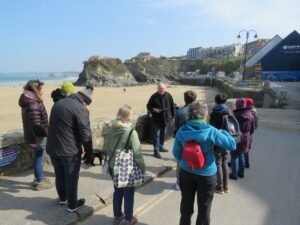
[187, 43, 242, 59]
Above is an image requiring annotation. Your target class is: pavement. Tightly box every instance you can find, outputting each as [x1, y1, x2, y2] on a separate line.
[0, 108, 299, 225]
[0, 140, 176, 225]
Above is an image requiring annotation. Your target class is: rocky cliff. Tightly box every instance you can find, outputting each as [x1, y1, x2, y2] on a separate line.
[74, 57, 137, 87]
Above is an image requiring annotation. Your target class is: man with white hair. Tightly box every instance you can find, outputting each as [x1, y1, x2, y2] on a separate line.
[147, 82, 175, 158]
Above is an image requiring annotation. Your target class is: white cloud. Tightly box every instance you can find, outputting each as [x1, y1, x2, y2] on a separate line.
[136, 0, 300, 38]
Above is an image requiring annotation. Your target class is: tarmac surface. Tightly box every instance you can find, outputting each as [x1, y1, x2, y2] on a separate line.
[0, 108, 299, 225]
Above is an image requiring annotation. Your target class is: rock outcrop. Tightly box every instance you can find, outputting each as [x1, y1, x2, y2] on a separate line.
[74, 57, 137, 87]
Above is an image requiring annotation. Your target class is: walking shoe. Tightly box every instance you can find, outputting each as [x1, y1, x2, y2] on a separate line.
[215, 186, 224, 194]
[31, 178, 38, 187]
[153, 151, 162, 159]
[237, 174, 244, 178]
[245, 164, 250, 169]
[229, 174, 238, 180]
[124, 216, 138, 225]
[67, 198, 85, 213]
[224, 187, 230, 193]
[160, 147, 169, 152]
[113, 214, 125, 225]
[34, 178, 54, 191]
[58, 200, 68, 205]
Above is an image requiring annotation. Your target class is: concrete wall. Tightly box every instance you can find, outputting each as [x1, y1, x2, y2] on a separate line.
[0, 114, 173, 176]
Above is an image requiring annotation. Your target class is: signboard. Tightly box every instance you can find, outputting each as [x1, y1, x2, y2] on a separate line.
[0, 147, 18, 168]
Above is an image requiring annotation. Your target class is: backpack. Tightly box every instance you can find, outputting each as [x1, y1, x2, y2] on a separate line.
[182, 140, 205, 171]
[222, 114, 242, 143]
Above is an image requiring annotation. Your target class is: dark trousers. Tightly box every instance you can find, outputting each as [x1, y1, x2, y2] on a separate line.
[113, 186, 135, 221]
[152, 121, 167, 152]
[179, 169, 216, 225]
[215, 151, 229, 188]
[244, 152, 250, 167]
[50, 155, 81, 209]
[230, 151, 245, 177]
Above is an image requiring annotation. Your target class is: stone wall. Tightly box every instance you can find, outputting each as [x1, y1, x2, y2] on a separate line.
[0, 114, 172, 176]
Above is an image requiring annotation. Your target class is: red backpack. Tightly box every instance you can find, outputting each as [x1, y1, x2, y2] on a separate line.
[182, 140, 205, 171]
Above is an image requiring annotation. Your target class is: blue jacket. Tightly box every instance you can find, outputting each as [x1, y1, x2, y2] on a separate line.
[173, 120, 236, 176]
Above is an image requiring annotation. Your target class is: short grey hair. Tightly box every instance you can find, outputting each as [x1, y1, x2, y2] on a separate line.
[188, 102, 208, 120]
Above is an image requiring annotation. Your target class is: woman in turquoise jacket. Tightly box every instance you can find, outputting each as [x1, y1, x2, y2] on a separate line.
[105, 105, 145, 225]
[173, 102, 236, 225]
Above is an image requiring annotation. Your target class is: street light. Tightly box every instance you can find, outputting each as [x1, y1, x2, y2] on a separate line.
[237, 30, 258, 82]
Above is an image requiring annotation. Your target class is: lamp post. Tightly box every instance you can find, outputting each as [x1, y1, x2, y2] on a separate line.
[237, 30, 258, 82]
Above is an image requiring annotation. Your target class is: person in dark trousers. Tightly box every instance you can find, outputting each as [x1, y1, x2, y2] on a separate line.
[147, 82, 175, 159]
[230, 98, 255, 180]
[19, 80, 54, 191]
[244, 98, 258, 168]
[173, 102, 236, 225]
[209, 93, 231, 194]
[46, 86, 94, 213]
[173, 90, 197, 190]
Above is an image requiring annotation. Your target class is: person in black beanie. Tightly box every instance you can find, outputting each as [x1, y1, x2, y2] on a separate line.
[46, 85, 94, 213]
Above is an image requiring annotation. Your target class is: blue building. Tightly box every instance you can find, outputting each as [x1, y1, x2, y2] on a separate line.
[246, 30, 300, 81]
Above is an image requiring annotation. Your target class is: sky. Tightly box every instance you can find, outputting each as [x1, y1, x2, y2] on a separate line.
[0, 0, 299, 72]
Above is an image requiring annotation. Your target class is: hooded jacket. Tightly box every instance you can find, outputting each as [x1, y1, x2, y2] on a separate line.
[209, 103, 230, 129]
[104, 125, 145, 173]
[46, 94, 92, 157]
[19, 90, 48, 144]
[173, 120, 236, 176]
[233, 108, 255, 153]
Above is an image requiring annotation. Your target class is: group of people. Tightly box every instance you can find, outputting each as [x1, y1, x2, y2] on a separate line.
[19, 80, 257, 225]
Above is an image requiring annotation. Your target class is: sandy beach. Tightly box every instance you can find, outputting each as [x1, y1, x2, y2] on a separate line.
[0, 84, 218, 133]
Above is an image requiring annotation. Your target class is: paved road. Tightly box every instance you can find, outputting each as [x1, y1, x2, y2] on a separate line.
[79, 124, 300, 225]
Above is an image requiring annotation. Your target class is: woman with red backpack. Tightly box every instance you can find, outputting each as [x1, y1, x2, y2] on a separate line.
[173, 102, 236, 225]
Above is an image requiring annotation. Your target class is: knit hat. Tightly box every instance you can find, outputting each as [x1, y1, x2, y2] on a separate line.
[245, 98, 254, 108]
[78, 86, 93, 105]
[61, 81, 74, 95]
[235, 98, 246, 109]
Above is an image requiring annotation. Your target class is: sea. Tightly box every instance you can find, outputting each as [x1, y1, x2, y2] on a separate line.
[0, 72, 79, 85]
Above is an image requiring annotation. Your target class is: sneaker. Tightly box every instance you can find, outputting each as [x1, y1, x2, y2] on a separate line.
[34, 178, 54, 191]
[224, 187, 230, 193]
[67, 198, 86, 213]
[215, 186, 224, 194]
[160, 147, 169, 152]
[237, 174, 244, 178]
[153, 151, 162, 159]
[124, 216, 138, 225]
[229, 174, 238, 180]
[32, 177, 50, 187]
[58, 200, 67, 205]
[113, 214, 125, 225]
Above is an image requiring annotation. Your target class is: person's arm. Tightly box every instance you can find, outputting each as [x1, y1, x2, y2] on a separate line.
[76, 107, 93, 161]
[172, 134, 183, 162]
[169, 94, 175, 118]
[211, 127, 237, 151]
[146, 95, 154, 113]
[131, 130, 145, 173]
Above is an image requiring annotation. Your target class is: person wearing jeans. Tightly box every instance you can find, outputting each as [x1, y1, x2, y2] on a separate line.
[50, 155, 81, 208]
[147, 82, 175, 159]
[47, 86, 95, 212]
[229, 151, 245, 179]
[230, 98, 255, 180]
[19, 80, 53, 191]
[105, 105, 145, 225]
[173, 102, 236, 225]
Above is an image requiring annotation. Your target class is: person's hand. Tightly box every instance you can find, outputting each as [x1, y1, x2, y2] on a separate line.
[153, 108, 161, 113]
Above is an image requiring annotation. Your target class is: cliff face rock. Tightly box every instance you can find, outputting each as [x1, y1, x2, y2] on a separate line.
[74, 57, 137, 87]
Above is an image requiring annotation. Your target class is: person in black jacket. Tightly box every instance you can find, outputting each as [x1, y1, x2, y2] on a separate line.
[46, 86, 94, 213]
[147, 82, 175, 159]
[209, 93, 231, 194]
